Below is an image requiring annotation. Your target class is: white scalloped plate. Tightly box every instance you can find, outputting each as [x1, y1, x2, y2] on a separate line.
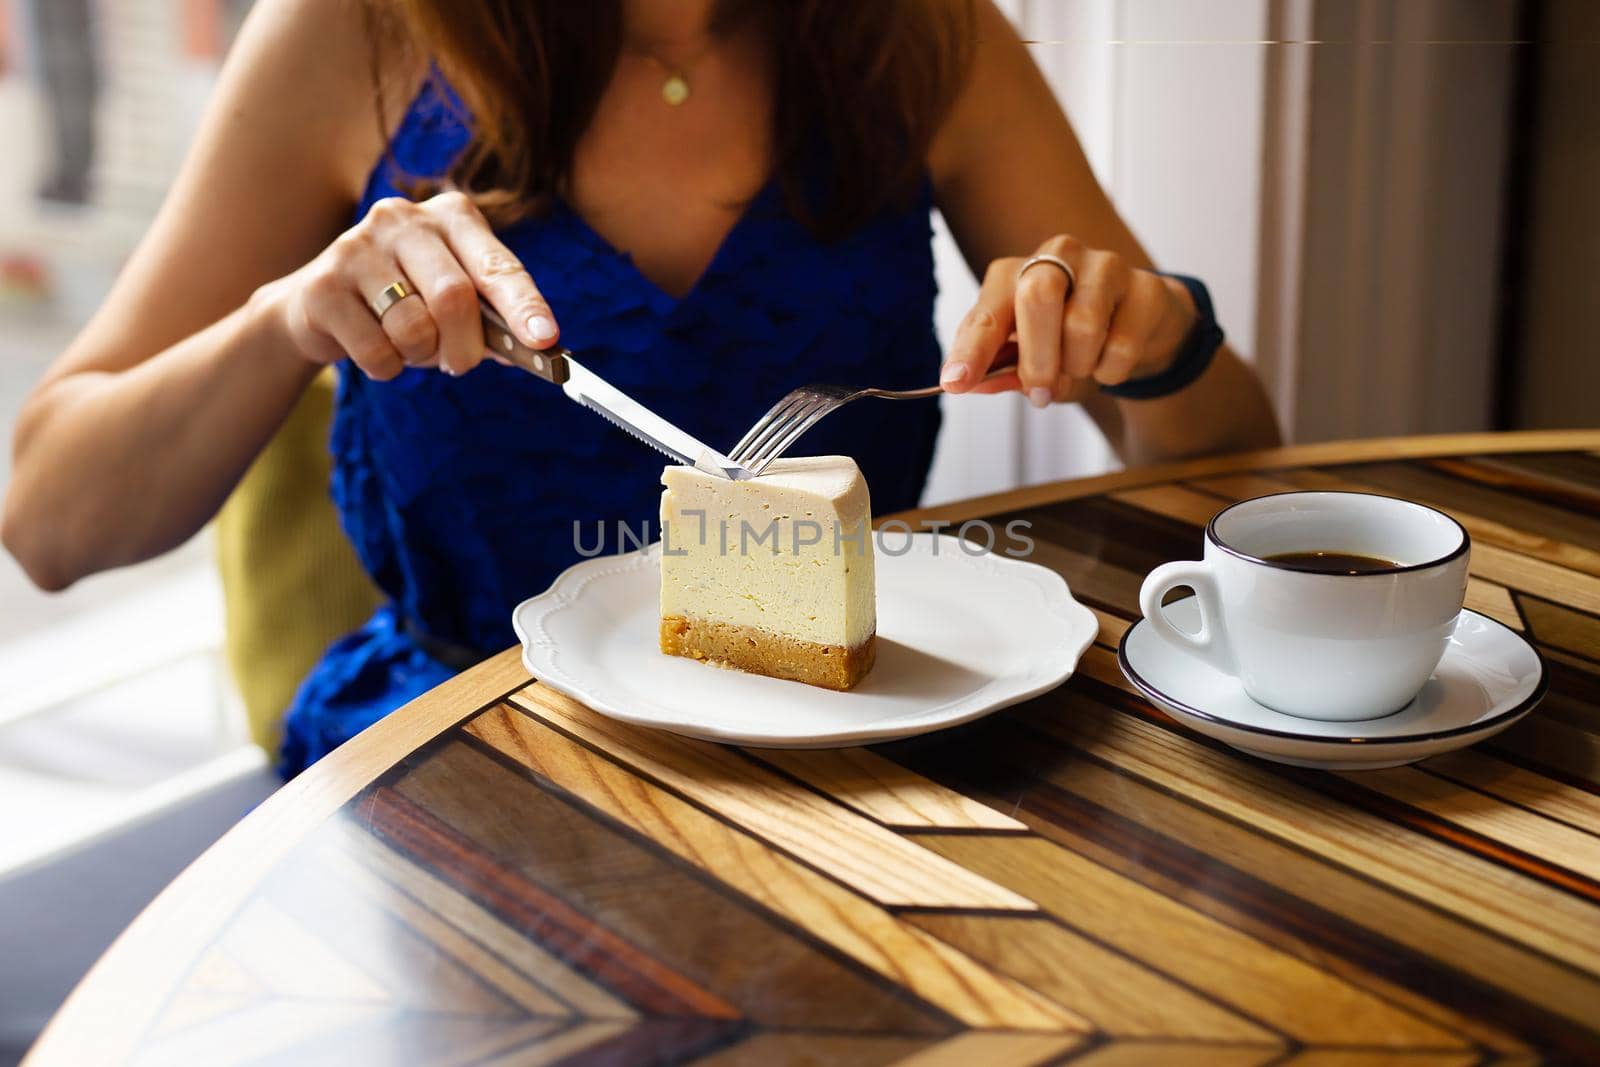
[513, 532, 1098, 747]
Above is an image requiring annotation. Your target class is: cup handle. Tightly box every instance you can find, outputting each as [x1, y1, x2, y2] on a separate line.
[1138, 561, 1236, 673]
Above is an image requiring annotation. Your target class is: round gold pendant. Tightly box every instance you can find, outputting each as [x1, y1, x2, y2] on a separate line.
[661, 73, 690, 106]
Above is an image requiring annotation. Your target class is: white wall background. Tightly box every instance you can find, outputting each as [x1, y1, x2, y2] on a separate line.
[922, 0, 1513, 504]
[923, 0, 1272, 505]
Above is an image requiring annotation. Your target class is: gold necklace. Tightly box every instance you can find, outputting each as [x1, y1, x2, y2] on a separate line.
[635, 43, 713, 107]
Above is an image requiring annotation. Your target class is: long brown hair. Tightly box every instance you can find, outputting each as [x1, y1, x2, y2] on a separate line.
[367, 1, 974, 239]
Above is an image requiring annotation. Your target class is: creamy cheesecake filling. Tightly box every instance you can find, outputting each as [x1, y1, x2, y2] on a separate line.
[659, 456, 877, 688]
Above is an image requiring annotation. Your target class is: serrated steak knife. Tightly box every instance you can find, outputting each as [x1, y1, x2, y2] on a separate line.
[481, 304, 754, 481]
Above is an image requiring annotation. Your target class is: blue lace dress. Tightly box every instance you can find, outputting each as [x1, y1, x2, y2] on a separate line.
[278, 75, 945, 776]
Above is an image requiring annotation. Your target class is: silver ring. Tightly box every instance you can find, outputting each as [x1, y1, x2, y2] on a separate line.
[370, 280, 416, 319]
[1017, 253, 1077, 295]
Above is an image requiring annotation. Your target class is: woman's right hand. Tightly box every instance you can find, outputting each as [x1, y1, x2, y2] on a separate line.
[258, 190, 559, 379]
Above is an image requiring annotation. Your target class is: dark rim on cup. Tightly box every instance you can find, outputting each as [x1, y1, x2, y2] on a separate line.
[1204, 490, 1471, 577]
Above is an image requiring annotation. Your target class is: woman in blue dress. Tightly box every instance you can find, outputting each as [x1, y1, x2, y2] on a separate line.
[3, 0, 1279, 776]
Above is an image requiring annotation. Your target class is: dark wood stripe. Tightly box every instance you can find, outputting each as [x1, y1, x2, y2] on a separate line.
[979, 517, 1151, 620]
[1480, 452, 1600, 499]
[435, 730, 959, 1034]
[879, 719, 1597, 1059]
[1424, 456, 1600, 519]
[363, 784, 743, 1020]
[1062, 672, 1600, 906]
[1520, 593, 1600, 666]
[1417, 760, 1600, 841]
[1485, 716, 1600, 795]
[1015, 649, 1600, 898]
[547, 1016, 748, 1066]
[1474, 734, 1600, 802]
[689, 1032, 937, 1066]
[1309, 460, 1600, 569]
[1303, 781, 1600, 906]
[1515, 653, 1600, 737]
[898, 832, 1466, 1048]
[1026, 496, 1209, 577]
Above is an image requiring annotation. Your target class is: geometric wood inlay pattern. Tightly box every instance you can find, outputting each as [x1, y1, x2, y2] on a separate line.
[24, 435, 1600, 1065]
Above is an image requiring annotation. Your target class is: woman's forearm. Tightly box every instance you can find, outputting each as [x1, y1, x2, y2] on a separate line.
[2, 291, 319, 590]
[1084, 344, 1282, 467]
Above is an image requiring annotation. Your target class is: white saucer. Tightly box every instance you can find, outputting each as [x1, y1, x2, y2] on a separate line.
[513, 533, 1099, 748]
[1118, 600, 1547, 770]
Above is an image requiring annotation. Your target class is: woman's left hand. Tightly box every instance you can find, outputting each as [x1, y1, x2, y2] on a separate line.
[939, 234, 1197, 407]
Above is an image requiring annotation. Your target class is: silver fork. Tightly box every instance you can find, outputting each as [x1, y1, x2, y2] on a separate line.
[729, 366, 1011, 476]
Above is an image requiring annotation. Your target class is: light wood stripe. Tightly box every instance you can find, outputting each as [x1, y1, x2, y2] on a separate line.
[1079, 644, 1141, 694]
[1465, 579, 1524, 630]
[1111, 484, 1230, 527]
[24, 649, 535, 1067]
[1089, 606, 1132, 648]
[1518, 595, 1600, 661]
[467, 705, 1084, 1031]
[505, 688, 1037, 911]
[1472, 542, 1600, 617]
[1020, 701, 1600, 979]
[1429, 454, 1600, 510]
[996, 746, 1545, 1052]
[1421, 750, 1600, 836]
[1187, 473, 1313, 502]
[128, 1000, 389, 1067]
[426, 1020, 573, 1067]
[146, 993, 258, 1044]
[746, 747, 1027, 831]
[477, 1020, 632, 1067]
[904, 913, 1275, 1042]
[915, 834, 1466, 1048]
[1060, 1044, 1280, 1067]
[1337, 766, 1600, 884]
[886, 1031, 1087, 1066]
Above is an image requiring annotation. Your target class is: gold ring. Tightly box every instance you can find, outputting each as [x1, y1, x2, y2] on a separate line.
[1017, 253, 1077, 295]
[370, 280, 416, 319]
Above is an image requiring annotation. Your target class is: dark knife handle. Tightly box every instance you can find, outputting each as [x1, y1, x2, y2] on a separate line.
[480, 301, 571, 385]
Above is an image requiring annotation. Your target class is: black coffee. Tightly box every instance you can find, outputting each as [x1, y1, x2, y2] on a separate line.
[1265, 550, 1400, 574]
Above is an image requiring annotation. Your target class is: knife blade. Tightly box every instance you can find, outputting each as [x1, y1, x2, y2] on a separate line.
[481, 303, 753, 480]
[562, 360, 754, 480]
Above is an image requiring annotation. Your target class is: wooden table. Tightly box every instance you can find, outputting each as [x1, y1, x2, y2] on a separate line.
[28, 430, 1600, 1066]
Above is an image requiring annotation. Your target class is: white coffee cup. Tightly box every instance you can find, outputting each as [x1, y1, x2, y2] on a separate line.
[1138, 491, 1470, 721]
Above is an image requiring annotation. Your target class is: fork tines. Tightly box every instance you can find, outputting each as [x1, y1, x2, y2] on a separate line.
[728, 384, 856, 475]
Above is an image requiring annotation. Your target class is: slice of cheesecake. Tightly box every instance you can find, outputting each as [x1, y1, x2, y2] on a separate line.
[659, 456, 876, 690]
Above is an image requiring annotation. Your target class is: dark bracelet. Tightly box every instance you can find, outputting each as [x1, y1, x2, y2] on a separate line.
[1102, 273, 1224, 400]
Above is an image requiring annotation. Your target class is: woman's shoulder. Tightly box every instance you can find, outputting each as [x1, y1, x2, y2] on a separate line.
[926, 0, 1035, 192]
[227, 0, 429, 204]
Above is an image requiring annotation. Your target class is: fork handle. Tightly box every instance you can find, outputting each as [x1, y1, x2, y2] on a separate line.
[480, 301, 571, 385]
[874, 365, 1013, 400]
